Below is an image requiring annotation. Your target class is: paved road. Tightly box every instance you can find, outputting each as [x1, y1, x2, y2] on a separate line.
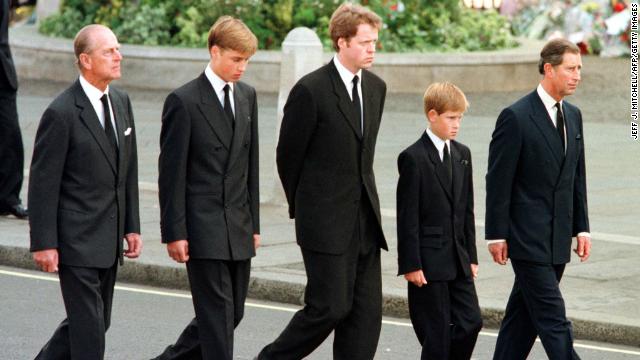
[2, 266, 639, 360]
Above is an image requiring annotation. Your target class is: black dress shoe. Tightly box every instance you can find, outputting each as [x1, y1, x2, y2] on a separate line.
[0, 204, 28, 219]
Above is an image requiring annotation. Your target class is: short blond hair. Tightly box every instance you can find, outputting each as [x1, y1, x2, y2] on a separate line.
[423, 82, 469, 116]
[329, 3, 382, 52]
[207, 16, 258, 55]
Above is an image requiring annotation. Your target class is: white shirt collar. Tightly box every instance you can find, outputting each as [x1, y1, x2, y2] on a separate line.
[205, 63, 234, 95]
[333, 54, 362, 97]
[537, 83, 562, 114]
[426, 128, 450, 160]
[79, 75, 109, 100]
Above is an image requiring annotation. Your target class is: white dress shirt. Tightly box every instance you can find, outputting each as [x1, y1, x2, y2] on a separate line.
[426, 128, 450, 161]
[79, 75, 118, 145]
[205, 63, 235, 116]
[333, 55, 363, 133]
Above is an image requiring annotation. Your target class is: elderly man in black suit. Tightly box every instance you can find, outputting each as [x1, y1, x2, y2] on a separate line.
[257, 3, 387, 360]
[486, 38, 591, 360]
[154, 16, 260, 360]
[0, 0, 27, 218]
[29, 24, 141, 359]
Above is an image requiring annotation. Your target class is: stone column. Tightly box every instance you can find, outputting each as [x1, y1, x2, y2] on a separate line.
[36, 0, 61, 21]
[267, 27, 323, 205]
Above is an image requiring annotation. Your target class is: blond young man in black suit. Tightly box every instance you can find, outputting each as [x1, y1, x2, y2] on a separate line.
[257, 4, 387, 360]
[29, 24, 141, 359]
[154, 16, 260, 360]
[397, 82, 482, 359]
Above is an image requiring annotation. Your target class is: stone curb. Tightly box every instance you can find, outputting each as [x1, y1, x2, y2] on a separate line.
[2, 244, 638, 347]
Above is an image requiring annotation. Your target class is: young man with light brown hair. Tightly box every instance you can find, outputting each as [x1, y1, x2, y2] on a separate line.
[397, 82, 482, 359]
[257, 3, 387, 359]
[153, 16, 260, 360]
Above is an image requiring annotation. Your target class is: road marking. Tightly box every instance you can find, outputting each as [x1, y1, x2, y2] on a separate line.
[2, 268, 639, 355]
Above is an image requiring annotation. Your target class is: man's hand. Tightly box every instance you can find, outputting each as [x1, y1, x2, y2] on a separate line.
[33, 249, 59, 273]
[471, 264, 479, 279]
[253, 234, 261, 250]
[124, 233, 142, 258]
[404, 269, 428, 287]
[488, 242, 508, 265]
[167, 240, 189, 263]
[574, 235, 591, 262]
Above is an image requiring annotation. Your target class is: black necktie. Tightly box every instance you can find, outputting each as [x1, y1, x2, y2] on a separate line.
[443, 142, 452, 189]
[100, 94, 118, 160]
[555, 102, 565, 150]
[352, 75, 362, 137]
[223, 84, 235, 130]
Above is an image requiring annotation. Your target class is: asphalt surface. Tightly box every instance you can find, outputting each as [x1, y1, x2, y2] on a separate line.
[2, 265, 640, 360]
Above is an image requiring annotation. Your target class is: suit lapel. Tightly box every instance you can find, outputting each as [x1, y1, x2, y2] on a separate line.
[196, 74, 232, 150]
[421, 133, 452, 202]
[226, 84, 250, 170]
[528, 92, 564, 165]
[74, 81, 117, 174]
[361, 72, 373, 142]
[328, 61, 362, 140]
[451, 142, 464, 205]
[556, 103, 578, 183]
[111, 90, 128, 177]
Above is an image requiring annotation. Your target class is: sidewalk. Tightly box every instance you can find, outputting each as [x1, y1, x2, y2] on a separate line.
[2, 54, 639, 347]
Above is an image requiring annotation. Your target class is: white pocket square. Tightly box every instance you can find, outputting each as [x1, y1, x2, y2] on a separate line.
[124, 127, 132, 136]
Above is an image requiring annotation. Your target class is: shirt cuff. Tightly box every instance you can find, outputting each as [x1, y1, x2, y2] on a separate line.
[487, 239, 506, 245]
[576, 232, 591, 238]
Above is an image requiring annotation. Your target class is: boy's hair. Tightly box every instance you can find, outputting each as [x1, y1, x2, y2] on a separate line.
[538, 38, 580, 75]
[208, 16, 258, 55]
[423, 82, 469, 116]
[329, 3, 382, 52]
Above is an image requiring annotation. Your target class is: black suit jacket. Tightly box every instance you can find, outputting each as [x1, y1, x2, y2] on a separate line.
[29, 80, 140, 268]
[397, 133, 477, 281]
[276, 60, 388, 255]
[158, 73, 259, 261]
[485, 90, 589, 264]
[0, 0, 17, 91]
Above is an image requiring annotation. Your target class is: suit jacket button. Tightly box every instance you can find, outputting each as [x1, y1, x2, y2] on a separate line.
[225, 205, 229, 209]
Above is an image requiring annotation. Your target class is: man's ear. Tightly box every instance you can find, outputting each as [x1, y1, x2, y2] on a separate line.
[543, 62, 554, 77]
[210, 45, 220, 60]
[337, 37, 348, 51]
[78, 53, 91, 70]
[427, 109, 438, 123]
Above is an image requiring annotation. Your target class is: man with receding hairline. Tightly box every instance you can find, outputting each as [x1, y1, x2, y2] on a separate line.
[257, 3, 387, 359]
[486, 38, 591, 359]
[29, 24, 141, 360]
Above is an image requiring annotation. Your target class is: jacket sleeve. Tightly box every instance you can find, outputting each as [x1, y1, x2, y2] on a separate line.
[248, 88, 260, 234]
[485, 107, 522, 240]
[158, 93, 191, 243]
[28, 107, 69, 251]
[124, 94, 140, 235]
[396, 150, 422, 275]
[464, 149, 478, 264]
[276, 83, 318, 219]
[572, 108, 589, 235]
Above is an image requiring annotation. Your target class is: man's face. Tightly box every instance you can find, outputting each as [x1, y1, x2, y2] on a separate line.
[428, 109, 463, 141]
[210, 46, 252, 83]
[548, 52, 582, 98]
[81, 28, 122, 85]
[337, 23, 378, 74]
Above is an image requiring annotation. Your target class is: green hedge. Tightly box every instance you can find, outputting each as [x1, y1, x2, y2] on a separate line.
[39, 0, 516, 51]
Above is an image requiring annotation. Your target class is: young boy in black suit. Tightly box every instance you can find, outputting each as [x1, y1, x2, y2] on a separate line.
[396, 82, 482, 360]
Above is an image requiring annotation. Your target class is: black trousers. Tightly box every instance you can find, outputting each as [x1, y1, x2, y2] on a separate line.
[493, 260, 580, 360]
[408, 275, 482, 360]
[258, 198, 383, 360]
[0, 85, 24, 209]
[35, 262, 118, 360]
[153, 259, 250, 360]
